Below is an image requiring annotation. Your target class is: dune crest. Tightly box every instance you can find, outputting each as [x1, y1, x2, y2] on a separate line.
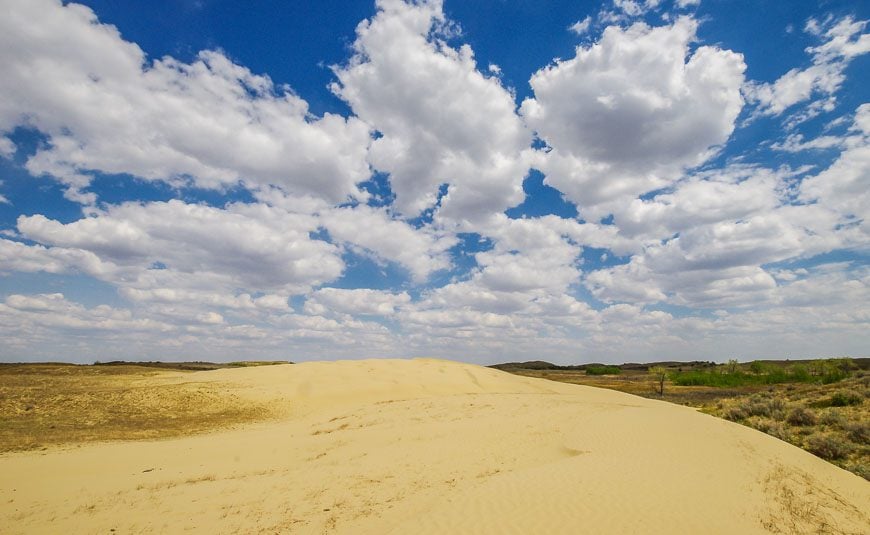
[1, 359, 867, 534]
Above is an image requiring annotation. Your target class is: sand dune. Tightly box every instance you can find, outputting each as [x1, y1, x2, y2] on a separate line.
[1, 359, 867, 534]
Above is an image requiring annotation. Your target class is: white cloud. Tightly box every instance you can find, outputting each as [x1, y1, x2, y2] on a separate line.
[0, 291, 404, 361]
[0, 137, 14, 158]
[770, 133, 845, 152]
[1, 293, 172, 333]
[522, 17, 745, 219]
[579, 150, 870, 309]
[0, 1, 866, 365]
[197, 311, 225, 325]
[569, 16, 592, 35]
[305, 288, 410, 316]
[745, 16, 870, 118]
[612, 0, 660, 17]
[0, 0, 372, 203]
[320, 204, 456, 282]
[798, 103, 870, 241]
[3, 196, 462, 325]
[586, 209, 825, 308]
[583, 133, 870, 309]
[119, 288, 290, 312]
[331, 0, 532, 226]
[610, 165, 786, 240]
[0, 238, 108, 276]
[415, 215, 602, 316]
[12, 200, 344, 294]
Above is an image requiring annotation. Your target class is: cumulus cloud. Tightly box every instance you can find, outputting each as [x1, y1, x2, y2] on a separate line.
[585, 112, 870, 310]
[2, 196, 459, 320]
[612, 0, 661, 17]
[610, 165, 786, 240]
[305, 288, 410, 316]
[15, 200, 344, 293]
[0, 1, 867, 364]
[590, 214, 801, 307]
[569, 16, 592, 35]
[745, 16, 870, 118]
[0, 238, 108, 276]
[320, 204, 456, 282]
[331, 0, 532, 226]
[0, 0, 372, 203]
[1, 293, 172, 333]
[522, 17, 745, 219]
[0, 137, 14, 159]
[798, 103, 870, 241]
[0, 291, 404, 361]
[413, 214, 623, 319]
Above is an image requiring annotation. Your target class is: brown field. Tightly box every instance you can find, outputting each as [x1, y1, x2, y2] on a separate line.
[501, 365, 870, 480]
[0, 363, 280, 452]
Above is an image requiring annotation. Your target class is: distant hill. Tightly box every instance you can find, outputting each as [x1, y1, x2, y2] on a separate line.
[489, 357, 870, 372]
[489, 360, 583, 371]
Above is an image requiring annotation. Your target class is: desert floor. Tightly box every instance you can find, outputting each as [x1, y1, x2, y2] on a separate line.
[1, 359, 868, 534]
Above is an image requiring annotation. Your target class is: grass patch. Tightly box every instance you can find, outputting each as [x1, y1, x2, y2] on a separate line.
[585, 364, 621, 376]
[671, 358, 854, 387]
[0, 364, 274, 452]
[828, 391, 863, 407]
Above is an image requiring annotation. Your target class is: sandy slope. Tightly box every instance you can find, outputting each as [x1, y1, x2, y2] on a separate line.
[1, 359, 867, 534]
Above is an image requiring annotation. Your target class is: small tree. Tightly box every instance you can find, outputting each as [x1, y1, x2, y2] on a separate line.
[649, 365, 668, 397]
[749, 361, 765, 375]
[725, 359, 740, 374]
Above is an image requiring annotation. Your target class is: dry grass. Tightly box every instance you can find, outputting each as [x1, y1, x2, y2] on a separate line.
[505, 367, 870, 480]
[0, 363, 273, 452]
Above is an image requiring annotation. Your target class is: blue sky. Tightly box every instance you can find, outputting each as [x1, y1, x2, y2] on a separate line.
[0, 0, 868, 364]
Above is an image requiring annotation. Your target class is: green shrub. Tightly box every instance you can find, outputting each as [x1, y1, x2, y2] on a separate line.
[742, 395, 786, 420]
[749, 417, 771, 431]
[830, 391, 863, 407]
[724, 405, 748, 421]
[670, 358, 852, 387]
[746, 399, 772, 418]
[844, 422, 869, 445]
[806, 433, 855, 460]
[845, 462, 870, 482]
[765, 422, 792, 442]
[819, 409, 845, 427]
[789, 364, 811, 382]
[786, 407, 817, 426]
[585, 364, 621, 376]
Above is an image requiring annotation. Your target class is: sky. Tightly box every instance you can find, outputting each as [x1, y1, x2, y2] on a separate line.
[0, 0, 868, 365]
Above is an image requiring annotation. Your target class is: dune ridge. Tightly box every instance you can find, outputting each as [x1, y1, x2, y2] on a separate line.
[1, 358, 867, 534]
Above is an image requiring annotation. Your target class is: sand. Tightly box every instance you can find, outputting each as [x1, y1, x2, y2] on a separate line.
[1, 358, 867, 534]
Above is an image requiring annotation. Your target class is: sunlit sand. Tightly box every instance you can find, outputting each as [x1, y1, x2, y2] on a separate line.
[1, 359, 867, 533]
